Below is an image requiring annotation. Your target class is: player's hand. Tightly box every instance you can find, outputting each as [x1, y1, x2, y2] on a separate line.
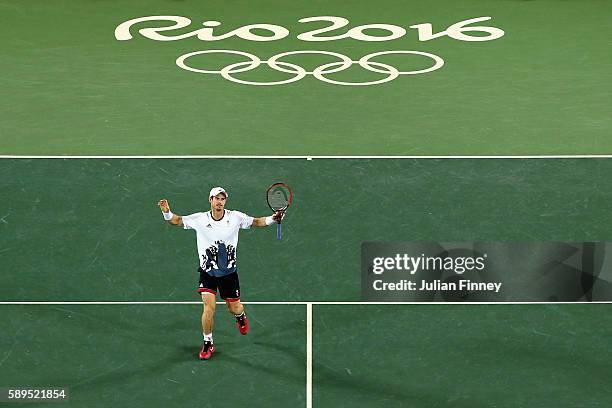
[158, 199, 170, 213]
[272, 210, 285, 223]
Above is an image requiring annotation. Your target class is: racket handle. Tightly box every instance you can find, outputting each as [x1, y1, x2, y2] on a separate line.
[277, 222, 281, 240]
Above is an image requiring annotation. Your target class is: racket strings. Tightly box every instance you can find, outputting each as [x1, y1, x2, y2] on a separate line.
[267, 186, 291, 211]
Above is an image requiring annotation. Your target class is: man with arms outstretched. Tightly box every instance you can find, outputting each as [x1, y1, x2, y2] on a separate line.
[158, 187, 283, 360]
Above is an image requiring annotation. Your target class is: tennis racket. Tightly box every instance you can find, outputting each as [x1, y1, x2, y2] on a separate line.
[266, 183, 292, 240]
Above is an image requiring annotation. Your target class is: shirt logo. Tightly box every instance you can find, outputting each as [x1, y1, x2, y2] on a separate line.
[206, 224, 212, 228]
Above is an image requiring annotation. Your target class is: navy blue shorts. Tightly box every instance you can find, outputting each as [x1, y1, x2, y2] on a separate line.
[197, 268, 241, 302]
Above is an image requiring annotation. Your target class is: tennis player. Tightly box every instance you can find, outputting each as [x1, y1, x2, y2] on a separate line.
[158, 187, 284, 360]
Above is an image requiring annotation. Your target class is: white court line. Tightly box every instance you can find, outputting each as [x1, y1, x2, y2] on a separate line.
[1, 301, 611, 305]
[306, 303, 313, 408]
[1, 299, 608, 408]
[1, 155, 612, 159]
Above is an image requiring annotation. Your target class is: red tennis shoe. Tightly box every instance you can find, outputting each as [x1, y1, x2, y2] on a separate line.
[236, 314, 249, 335]
[199, 341, 215, 360]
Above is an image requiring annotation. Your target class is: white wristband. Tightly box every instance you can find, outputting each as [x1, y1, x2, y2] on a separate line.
[265, 216, 274, 226]
[163, 210, 174, 221]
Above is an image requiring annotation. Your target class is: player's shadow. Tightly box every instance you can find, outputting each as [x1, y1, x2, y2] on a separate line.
[218, 340, 305, 383]
[178, 345, 202, 360]
[245, 328, 492, 407]
[53, 344, 199, 392]
[221, 340, 492, 408]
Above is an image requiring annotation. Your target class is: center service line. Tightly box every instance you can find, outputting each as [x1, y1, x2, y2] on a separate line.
[306, 303, 313, 408]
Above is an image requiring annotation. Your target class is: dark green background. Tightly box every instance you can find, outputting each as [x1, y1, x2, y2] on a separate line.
[1, 0, 611, 155]
[314, 304, 612, 408]
[3, 303, 611, 408]
[1, 159, 611, 407]
[0, 304, 307, 407]
[2, 0, 612, 405]
[1, 158, 610, 301]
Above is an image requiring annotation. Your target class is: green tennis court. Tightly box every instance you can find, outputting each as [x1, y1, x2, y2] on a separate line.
[0, 304, 307, 407]
[1, 158, 611, 301]
[1, 159, 612, 407]
[2, 303, 611, 408]
[2, 0, 612, 406]
[313, 304, 612, 408]
[1, 0, 611, 155]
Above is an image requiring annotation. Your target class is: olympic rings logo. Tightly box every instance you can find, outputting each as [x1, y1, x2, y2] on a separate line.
[175, 50, 445, 86]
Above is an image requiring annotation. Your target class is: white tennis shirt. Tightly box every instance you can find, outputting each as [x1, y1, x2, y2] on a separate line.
[182, 210, 254, 276]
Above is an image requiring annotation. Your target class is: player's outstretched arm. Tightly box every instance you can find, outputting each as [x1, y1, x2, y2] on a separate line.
[252, 210, 285, 228]
[158, 199, 183, 226]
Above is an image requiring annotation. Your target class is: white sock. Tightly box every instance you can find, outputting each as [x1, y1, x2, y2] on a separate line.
[203, 333, 213, 343]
